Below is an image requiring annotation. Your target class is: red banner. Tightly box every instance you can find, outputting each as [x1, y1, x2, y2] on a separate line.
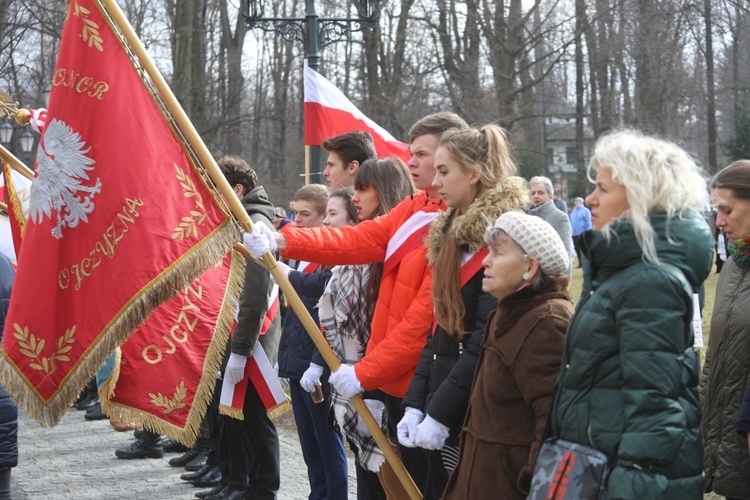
[101, 250, 243, 445]
[0, 0, 236, 426]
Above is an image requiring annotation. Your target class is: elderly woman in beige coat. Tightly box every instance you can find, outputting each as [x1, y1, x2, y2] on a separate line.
[443, 212, 573, 499]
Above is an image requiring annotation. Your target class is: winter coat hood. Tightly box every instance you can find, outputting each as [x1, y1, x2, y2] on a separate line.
[585, 210, 713, 290]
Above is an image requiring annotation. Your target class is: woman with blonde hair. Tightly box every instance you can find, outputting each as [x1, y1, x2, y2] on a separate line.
[546, 130, 711, 498]
[397, 124, 528, 498]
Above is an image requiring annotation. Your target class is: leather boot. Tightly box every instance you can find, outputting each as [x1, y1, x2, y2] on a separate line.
[115, 431, 164, 459]
[84, 402, 108, 421]
[163, 438, 189, 453]
[169, 447, 201, 467]
[191, 466, 222, 488]
[184, 451, 208, 472]
[195, 484, 225, 499]
[207, 486, 244, 500]
[181, 462, 212, 482]
[74, 379, 99, 410]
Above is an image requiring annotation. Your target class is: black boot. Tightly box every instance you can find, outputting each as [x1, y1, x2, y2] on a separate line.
[181, 462, 213, 482]
[169, 447, 201, 467]
[207, 487, 244, 499]
[184, 451, 208, 471]
[195, 484, 225, 499]
[74, 379, 99, 411]
[84, 402, 108, 421]
[191, 466, 222, 488]
[115, 431, 164, 459]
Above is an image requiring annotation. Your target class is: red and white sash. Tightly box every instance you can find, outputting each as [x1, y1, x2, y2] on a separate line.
[431, 248, 489, 334]
[297, 260, 322, 274]
[219, 285, 290, 420]
[383, 211, 440, 278]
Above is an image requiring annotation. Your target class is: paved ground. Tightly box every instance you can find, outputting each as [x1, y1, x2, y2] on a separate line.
[10, 407, 357, 499]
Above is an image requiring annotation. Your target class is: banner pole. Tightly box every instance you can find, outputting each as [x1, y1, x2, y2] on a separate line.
[0, 145, 34, 180]
[100, 2, 420, 497]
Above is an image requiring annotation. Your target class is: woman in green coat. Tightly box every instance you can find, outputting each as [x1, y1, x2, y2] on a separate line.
[549, 130, 713, 499]
[702, 160, 750, 500]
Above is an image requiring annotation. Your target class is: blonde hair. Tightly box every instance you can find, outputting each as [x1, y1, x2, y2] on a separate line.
[587, 130, 707, 264]
[433, 123, 517, 338]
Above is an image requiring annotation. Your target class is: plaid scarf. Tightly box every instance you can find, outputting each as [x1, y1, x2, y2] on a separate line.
[319, 264, 387, 472]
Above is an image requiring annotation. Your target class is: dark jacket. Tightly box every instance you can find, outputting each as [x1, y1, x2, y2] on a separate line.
[702, 255, 750, 498]
[737, 383, 750, 434]
[277, 265, 328, 379]
[232, 185, 281, 365]
[402, 179, 528, 438]
[0, 253, 18, 469]
[443, 276, 573, 499]
[551, 211, 712, 499]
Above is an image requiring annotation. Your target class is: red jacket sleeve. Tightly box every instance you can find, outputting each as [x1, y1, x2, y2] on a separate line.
[281, 193, 424, 266]
[355, 263, 434, 392]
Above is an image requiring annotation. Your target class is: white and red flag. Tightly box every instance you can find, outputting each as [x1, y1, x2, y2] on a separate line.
[0, 160, 32, 262]
[0, 0, 237, 426]
[304, 61, 411, 163]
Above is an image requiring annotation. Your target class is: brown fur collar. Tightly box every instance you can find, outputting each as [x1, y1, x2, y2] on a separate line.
[425, 176, 529, 261]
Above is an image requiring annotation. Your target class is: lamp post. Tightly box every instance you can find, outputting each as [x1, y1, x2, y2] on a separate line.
[0, 121, 12, 145]
[240, 0, 379, 184]
[19, 129, 34, 161]
[42, 86, 51, 108]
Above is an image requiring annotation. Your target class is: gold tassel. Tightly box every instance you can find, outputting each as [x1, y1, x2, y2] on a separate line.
[218, 404, 244, 420]
[100, 248, 244, 446]
[0, 222, 240, 429]
[266, 397, 292, 420]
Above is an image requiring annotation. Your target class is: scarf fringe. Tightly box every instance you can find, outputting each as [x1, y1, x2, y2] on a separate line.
[101, 247, 244, 446]
[0, 222, 239, 430]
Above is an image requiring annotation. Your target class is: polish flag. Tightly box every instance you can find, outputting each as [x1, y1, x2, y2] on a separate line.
[304, 61, 411, 163]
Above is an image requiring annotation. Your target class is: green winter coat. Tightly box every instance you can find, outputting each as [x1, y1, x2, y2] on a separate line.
[550, 211, 712, 499]
[702, 256, 750, 499]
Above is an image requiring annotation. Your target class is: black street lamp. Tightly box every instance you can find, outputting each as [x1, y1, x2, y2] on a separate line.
[0, 121, 12, 145]
[240, 0, 380, 184]
[19, 129, 34, 159]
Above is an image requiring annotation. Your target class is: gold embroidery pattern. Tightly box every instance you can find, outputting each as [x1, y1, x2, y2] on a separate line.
[149, 381, 187, 414]
[172, 164, 207, 240]
[13, 324, 76, 376]
[73, 2, 104, 52]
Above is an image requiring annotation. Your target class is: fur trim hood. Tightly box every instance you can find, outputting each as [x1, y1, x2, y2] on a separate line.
[425, 176, 529, 261]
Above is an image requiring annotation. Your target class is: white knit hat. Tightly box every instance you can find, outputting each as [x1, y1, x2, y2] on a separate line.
[494, 211, 569, 275]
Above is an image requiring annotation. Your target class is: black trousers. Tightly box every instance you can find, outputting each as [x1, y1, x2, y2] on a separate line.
[215, 378, 280, 498]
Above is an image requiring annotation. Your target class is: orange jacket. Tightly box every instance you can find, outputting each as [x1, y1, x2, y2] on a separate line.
[281, 191, 444, 397]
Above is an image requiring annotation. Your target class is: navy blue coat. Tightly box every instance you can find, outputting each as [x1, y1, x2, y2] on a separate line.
[277, 265, 328, 379]
[0, 253, 18, 469]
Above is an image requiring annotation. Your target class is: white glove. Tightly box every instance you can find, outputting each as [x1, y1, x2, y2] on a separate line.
[356, 399, 385, 438]
[242, 223, 277, 259]
[328, 364, 363, 399]
[224, 353, 247, 385]
[414, 414, 450, 450]
[397, 407, 424, 448]
[270, 261, 292, 285]
[300, 363, 324, 393]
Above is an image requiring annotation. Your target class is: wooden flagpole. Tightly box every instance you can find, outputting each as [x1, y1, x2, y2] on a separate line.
[0, 145, 35, 180]
[99, 1, 421, 498]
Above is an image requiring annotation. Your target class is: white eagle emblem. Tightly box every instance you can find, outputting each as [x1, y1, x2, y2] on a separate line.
[30, 118, 102, 239]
